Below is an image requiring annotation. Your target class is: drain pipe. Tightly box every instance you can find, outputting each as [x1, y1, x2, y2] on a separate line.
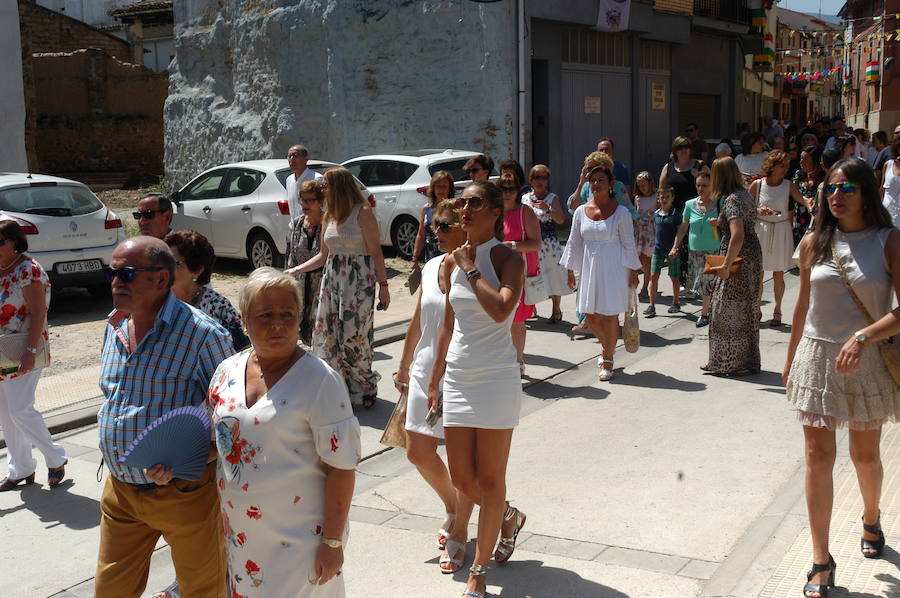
[517, 0, 526, 165]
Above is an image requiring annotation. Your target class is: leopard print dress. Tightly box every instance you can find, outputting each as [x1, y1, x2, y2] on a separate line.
[707, 190, 763, 374]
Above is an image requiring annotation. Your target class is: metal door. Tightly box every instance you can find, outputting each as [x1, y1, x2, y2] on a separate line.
[560, 67, 631, 202]
[638, 73, 673, 180]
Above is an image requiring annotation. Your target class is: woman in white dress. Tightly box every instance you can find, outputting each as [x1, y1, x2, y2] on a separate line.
[561, 165, 641, 381]
[880, 140, 900, 228]
[209, 268, 361, 598]
[749, 150, 807, 326]
[521, 164, 571, 323]
[428, 181, 527, 598]
[393, 199, 475, 573]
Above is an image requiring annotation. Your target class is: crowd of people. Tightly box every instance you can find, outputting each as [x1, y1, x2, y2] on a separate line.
[0, 118, 897, 598]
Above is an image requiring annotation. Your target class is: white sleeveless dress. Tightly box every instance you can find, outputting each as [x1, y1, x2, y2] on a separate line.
[755, 179, 794, 272]
[405, 255, 446, 438]
[443, 238, 522, 429]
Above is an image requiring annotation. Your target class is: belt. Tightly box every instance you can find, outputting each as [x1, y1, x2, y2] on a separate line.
[128, 481, 159, 491]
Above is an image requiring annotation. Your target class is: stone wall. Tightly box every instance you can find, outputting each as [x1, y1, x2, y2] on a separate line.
[33, 48, 168, 181]
[165, 0, 517, 187]
[18, 0, 131, 61]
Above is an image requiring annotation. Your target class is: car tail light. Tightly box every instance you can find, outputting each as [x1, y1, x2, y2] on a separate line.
[416, 185, 429, 196]
[277, 200, 290, 215]
[105, 210, 122, 229]
[367, 194, 376, 207]
[0, 213, 38, 234]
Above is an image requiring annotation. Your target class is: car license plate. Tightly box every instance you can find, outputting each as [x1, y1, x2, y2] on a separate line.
[56, 260, 103, 275]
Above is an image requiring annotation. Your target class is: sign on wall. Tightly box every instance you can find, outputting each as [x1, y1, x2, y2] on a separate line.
[596, 0, 631, 32]
[584, 96, 602, 114]
[651, 83, 666, 110]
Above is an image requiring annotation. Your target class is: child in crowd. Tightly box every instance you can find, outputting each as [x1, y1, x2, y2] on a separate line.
[644, 187, 682, 318]
[632, 171, 657, 298]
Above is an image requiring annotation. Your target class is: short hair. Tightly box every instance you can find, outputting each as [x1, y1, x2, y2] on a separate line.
[463, 154, 494, 174]
[144, 241, 176, 290]
[800, 133, 819, 147]
[239, 266, 301, 317]
[164, 229, 215, 286]
[802, 144, 824, 165]
[498, 173, 522, 203]
[761, 149, 788, 176]
[299, 179, 325, 202]
[709, 157, 745, 200]
[596, 137, 614, 147]
[586, 165, 615, 199]
[529, 164, 551, 180]
[432, 198, 460, 229]
[873, 131, 888, 146]
[427, 170, 455, 204]
[822, 147, 842, 170]
[141, 192, 172, 213]
[741, 132, 765, 155]
[633, 171, 655, 194]
[714, 142, 733, 156]
[658, 186, 674, 195]
[585, 151, 613, 171]
[0, 220, 28, 252]
[288, 145, 309, 157]
[499, 160, 525, 188]
[670, 136, 692, 160]
[686, 123, 698, 130]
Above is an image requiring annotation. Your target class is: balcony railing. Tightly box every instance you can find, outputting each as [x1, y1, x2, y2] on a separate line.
[693, 0, 750, 25]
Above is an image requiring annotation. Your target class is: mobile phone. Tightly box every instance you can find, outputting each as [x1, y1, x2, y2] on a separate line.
[425, 404, 442, 428]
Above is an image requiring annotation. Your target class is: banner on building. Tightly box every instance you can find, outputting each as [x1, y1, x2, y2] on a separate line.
[596, 0, 631, 32]
[866, 61, 880, 84]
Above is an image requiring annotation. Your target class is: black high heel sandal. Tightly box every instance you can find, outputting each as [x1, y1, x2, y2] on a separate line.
[0, 472, 35, 492]
[802, 554, 835, 598]
[861, 513, 886, 559]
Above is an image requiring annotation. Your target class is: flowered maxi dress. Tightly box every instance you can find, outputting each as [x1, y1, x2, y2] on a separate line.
[312, 205, 380, 403]
[209, 349, 362, 598]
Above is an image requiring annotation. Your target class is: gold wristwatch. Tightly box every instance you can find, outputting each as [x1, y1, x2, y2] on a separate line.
[853, 330, 869, 346]
[321, 537, 343, 548]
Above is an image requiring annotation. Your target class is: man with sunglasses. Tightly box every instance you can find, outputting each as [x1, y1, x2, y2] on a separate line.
[133, 193, 173, 240]
[685, 123, 708, 163]
[95, 236, 232, 598]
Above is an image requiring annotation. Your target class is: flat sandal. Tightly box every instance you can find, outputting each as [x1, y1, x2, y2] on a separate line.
[494, 504, 526, 564]
[461, 563, 487, 598]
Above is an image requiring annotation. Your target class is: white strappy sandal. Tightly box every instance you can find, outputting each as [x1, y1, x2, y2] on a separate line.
[461, 563, 487, 598]
[598, 359, 614, 382]
[440, 539, 466, 574]
[437, 512, 456, 549]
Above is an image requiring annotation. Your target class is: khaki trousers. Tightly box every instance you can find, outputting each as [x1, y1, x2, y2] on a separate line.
[95, 462, 227, 598]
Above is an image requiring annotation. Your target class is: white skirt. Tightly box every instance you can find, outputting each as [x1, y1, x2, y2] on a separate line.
[756, 220, 794, 272]
[405, 369, 443, 439]
[442, 364, 521, 429]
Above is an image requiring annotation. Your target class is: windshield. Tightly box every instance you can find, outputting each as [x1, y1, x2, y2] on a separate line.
[0, 185, 103, 217]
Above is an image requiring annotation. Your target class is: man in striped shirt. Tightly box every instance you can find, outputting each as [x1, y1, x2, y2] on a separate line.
[95, 236, 232, 598]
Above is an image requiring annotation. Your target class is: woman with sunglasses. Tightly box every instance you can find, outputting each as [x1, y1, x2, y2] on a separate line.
[659, 136, 710, 214]
[393, 199, 475, 574]
[462, 155, 493, 183]
[522, 164, 570, 323]
[783, 158, 900, 598]
[561, 165, 641, 382]
[0, 220, 67, 492]
[428, 182, 527, 598]
[412, 171, 455, 271]
[500, 172, 542, 378]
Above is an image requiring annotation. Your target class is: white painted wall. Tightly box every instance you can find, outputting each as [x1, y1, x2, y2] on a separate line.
[0, 2, 28, 172]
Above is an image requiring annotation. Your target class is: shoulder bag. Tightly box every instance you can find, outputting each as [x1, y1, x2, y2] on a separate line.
[831, 242, 900, 385]
[379, 373, 408, 449]
[0, 333, 49, 369]
[623, 286, 640, 353]
[519, 206, 547, 305]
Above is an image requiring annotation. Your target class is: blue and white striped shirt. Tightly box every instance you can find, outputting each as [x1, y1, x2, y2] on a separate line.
[98, 291, 233, 484]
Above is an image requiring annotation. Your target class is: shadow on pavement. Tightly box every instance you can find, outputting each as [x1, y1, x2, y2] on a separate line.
[490, 559, 630, 598]
[15, 481, 100, 530]
[523, 353, 575, 370]
[528, 381, 610, 401]
[611, 369, 706, 392]
[638, 331, 694, 348]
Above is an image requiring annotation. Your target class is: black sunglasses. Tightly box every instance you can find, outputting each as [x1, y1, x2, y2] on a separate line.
[133, 210, 163, 220]
[500, 186, 518, 193]
[105, 266, 165, 283]
[465, 167, 484, 174]
[456, 196, 486, 211]
[432, 220, 458, 233]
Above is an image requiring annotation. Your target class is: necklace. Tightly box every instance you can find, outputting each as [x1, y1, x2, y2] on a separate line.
[0, 254, 20, 270]
[252, 348, 299, 379]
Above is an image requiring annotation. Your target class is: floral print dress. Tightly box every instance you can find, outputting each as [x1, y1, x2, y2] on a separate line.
[0, 257, 50, 380]
[311, 205, 380, 403]
[193, 284, 249, 352]
[286, 215, 324, 346]
[209, 349, 361, 598]
[521, 191, 571, 297]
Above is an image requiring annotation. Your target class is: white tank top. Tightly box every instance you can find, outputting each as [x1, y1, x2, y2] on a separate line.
[410, 255, 445, 380]
[757, 179, 791, 223]
[323, 204, 368, 255]
[446, 238, 517, 370]
[883, 160, 900, 228]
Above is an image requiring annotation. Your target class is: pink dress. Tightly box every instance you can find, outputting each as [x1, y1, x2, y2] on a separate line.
[503, 204, 539, 322]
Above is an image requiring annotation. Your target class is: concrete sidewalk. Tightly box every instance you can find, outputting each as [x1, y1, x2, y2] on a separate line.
[2, 271, 899, 597]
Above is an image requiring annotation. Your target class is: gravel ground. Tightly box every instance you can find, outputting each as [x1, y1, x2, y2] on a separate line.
[44, 188, 413, 376]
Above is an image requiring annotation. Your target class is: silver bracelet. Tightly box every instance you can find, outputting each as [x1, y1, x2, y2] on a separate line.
[465, 268, 481, 281]
[24, 346, 38, 354]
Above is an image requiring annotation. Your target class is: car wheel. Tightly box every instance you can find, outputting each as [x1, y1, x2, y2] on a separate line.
[247, 231, 283, 269]
[391, 216, 418, 261]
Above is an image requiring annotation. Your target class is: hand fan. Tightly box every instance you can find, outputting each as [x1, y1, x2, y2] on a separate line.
[119, 405, 212, 481]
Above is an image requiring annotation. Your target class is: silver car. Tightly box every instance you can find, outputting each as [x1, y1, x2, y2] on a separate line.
[171, 160, 372, 268]
[0, 173, 125, 296]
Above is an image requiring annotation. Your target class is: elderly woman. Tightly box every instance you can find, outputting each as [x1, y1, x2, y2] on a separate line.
[0, 220, 67, 491]
[164, 230, 248, 352]
[208, 267, 361, 598]
[394, 199, 475, 573]
[561, 165, 641, 382]
[704, 157, 763, 375]
[783, 159, 900, 598]
[285, 179, 326, 345]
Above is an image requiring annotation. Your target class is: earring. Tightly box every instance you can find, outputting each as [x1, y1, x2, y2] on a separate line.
[192, 277, 198, 282]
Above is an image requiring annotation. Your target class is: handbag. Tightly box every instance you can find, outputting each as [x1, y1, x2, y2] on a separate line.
[519, 205, 546, 305]
[623, 286, 640, 353]
[0, 333, 49, 369]
[702, 254, 744, 276]
[379, 380, 408, 449]
[831, 243, 900, 385]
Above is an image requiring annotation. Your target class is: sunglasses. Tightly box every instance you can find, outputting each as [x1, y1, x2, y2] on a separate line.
[465, 167, 484, 175]
[133, 210, 163, 220]
[500, 186, 518, 193]
[531, 175, 549, 180]
[824, 182, 858, 195]
[432, 220, 458, 233]
[104, 266, 165, 283]
[589, 178, 609, 185]
[456, 196, 486, 211]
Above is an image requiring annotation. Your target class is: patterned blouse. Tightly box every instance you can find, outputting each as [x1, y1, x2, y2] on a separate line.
[192, 284, 249, 352]
[0, 256, 51, 380]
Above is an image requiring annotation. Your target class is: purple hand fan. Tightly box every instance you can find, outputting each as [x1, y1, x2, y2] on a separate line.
[119, 406, 211, 481]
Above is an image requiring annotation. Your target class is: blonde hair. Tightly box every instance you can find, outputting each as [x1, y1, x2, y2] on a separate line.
[761, 149, 788, 176]
[529, 164, 551, 180]
[239, 267, 301, 317]
[709, 157, 745, 200]
[427, 170, 455, 205]
[634, 171, 655, 195]
[432, 198, 460, 227]
[584, 151, 613, 171]
[323, 167, 365, 226]
[299, 179, 324, 202]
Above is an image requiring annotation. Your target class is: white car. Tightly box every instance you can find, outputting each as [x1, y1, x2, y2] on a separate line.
[0, 173, 125, 296]
[171, 160, 372, 268]
[342, 149, 487, 259]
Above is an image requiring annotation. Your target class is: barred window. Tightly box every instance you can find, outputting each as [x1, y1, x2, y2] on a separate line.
[562, 27, 632, 67]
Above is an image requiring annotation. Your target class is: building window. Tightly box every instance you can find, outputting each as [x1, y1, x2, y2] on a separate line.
[562, 28, 631, 67]
[640, 41, 671, 71]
